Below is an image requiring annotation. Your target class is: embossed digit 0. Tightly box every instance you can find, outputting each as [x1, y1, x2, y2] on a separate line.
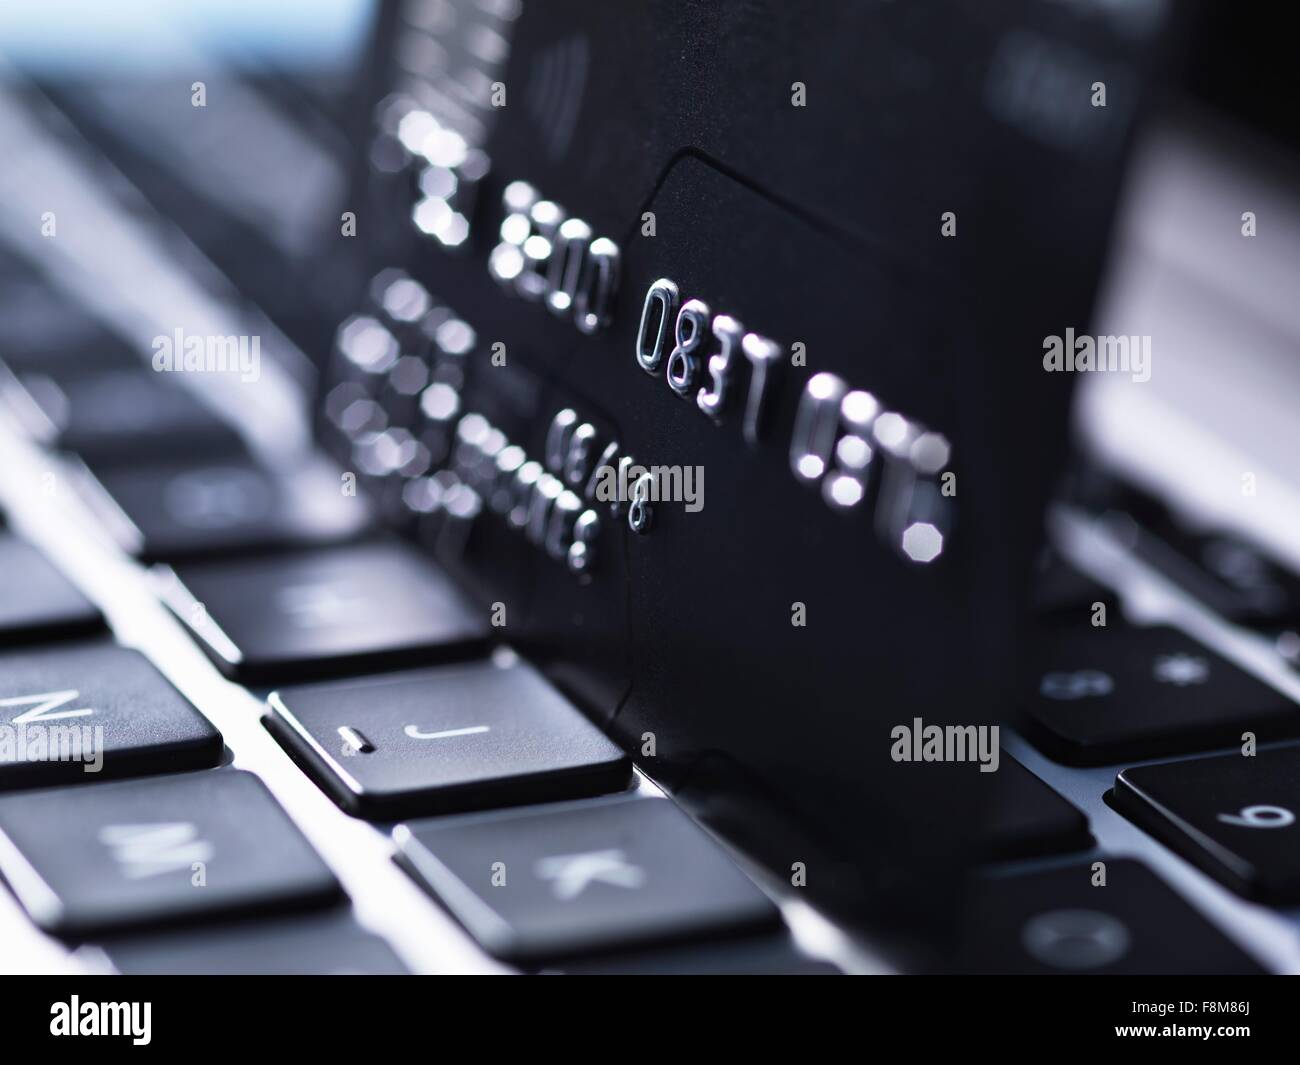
[636, 278, 679, 375]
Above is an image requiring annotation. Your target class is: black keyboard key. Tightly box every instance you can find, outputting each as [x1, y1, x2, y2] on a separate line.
[12, 369, 247, 467]
[0, 643, 222, 790]
[267, 658, 631, 819]
[1113, 513, 1300, 628]
[1114, 746, 1300, 903]
[79, 456, 370, 561]
[98, 910, 408, 974]
[1021, 624, 1299, 765]
[160, 542, 491, 683]
[0, 284, 137, 375]
[946, 859, 1264, 974]
[0, 534, 102, 644]
[980, 755, 1091, 861]
[543, 933, 841, 974]
[0, 770, 340, 937]
[395, 795, 778, 962]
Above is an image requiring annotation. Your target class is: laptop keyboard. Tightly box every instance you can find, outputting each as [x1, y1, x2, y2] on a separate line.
[95, 909, 410, 977]
[0, 348, 832, 971]
[6, 268, 1300, 975]
[978, 755, 1092, 863]
[0, 532, 103, 643]
[1113, 749, 1300, 904]
[266, 658, 633, 818]
[1022, 621, 1300, 764]
[0, 770, 341, 937]
[0, 642, 221, 790]
[948, 860, 1266, 975]
[9, 366, 250, 467]
[74, 454, 372, 562]
[156, 542, 492, 683]
[393, 795, 781, 964]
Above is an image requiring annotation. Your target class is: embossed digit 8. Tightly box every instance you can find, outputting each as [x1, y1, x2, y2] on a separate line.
[628, 472, 654, 534]
[666, 298, 711, 398]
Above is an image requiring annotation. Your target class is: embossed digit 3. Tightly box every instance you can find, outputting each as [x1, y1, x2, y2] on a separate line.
[697, 313, 743, 419]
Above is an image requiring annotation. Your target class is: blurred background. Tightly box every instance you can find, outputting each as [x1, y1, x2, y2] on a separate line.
[0, 0, 385, 480]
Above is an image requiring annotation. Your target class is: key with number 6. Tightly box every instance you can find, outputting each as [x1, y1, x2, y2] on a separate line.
[1113, 746, 1300, 903]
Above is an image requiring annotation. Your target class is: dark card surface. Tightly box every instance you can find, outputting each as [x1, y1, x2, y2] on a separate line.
[331, 0, 1172, 956]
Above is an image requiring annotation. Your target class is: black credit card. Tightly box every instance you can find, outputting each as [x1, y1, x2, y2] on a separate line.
[328, 0, 1173, 957]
